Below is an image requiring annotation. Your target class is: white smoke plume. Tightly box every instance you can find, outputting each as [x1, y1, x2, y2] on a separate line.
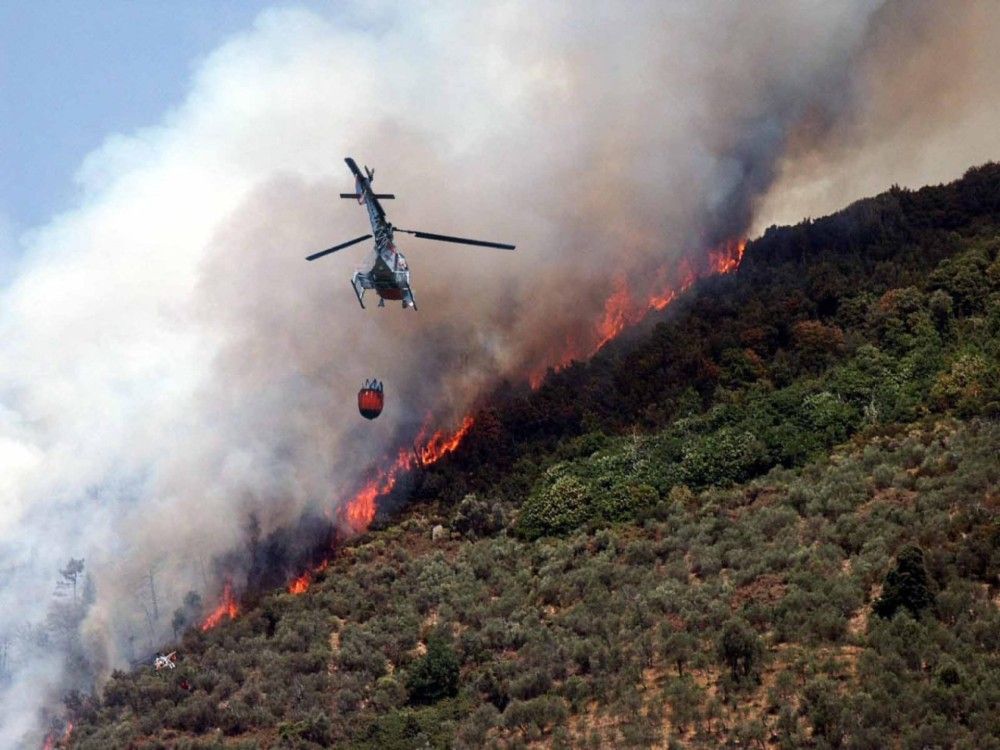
[1, 1, 997, 743]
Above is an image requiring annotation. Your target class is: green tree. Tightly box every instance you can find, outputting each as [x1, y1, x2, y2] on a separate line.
[802, 676, 845, 747]
[660, 627, 695, 677]
[931, 353, 990, 414]
[665, 676, 703, 733]
[716, 618, 763, 683]
[873, 545, 934, 619]
[407, 633, 460, 704]
[453, 493, 506, 538]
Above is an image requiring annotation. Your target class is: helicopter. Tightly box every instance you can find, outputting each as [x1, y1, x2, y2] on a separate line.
[154, 652, 177, 671]
[306, 157, 516, 309]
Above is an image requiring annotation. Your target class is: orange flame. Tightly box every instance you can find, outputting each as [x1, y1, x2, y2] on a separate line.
[288, 560, 328, 595]
[418, 415, 475, 465]
[338, 416, 476, 535]
[340, 457, 402, 534]
[200, 581, 239, 630]
[649, 257, 697, 311]
[708, 237, 746, 275]
[41, 722, 73, 750]
[530, 237, 746, 386]
[594, 275, 634, 351]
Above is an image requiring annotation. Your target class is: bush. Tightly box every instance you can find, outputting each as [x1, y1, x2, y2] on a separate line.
[407, 634, 461, 704]
[681, 428, 767, 487]
[517, 470, 591, 539]
[453, 493, 507, 538]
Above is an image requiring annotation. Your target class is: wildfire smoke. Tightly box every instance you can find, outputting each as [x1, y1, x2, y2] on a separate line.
[4, 1, 999, 743]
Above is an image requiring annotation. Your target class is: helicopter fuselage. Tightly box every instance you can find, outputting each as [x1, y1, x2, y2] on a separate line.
[347, 158, 417, 309]
[353, 240, 413, 307]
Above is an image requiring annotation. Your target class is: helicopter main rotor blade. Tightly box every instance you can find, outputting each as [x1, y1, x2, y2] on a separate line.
[305, 234, 372, 261]
[396, 229, 515, 250]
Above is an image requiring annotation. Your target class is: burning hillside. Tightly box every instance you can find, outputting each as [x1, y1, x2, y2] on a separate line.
[531, 238, 746, 386]
[341, 415, 477, 535]
[40, 722, 72, 750]
[213, 240, 748, 614]
[281, 416, 477, 598]
[343, 240, 745, 535]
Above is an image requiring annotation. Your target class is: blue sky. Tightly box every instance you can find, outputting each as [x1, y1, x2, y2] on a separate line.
[0, 1, 287, 232]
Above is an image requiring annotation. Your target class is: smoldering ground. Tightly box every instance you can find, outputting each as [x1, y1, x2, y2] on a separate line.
[1, 1, 998, 743]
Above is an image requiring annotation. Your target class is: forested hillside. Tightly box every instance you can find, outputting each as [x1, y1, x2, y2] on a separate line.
[66, 165, 1000, 749]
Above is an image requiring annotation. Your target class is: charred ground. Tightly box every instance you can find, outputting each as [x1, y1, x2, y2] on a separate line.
[65, 165, 1000, 748]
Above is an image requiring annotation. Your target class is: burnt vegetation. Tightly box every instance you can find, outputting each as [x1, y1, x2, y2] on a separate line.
[69, 164, 1000, 748]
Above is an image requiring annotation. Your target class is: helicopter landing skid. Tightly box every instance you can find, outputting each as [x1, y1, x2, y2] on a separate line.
[351, 276, 366, 309]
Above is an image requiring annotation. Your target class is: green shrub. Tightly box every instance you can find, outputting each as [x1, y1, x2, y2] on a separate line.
[407, 634, 460, 704]
[681, 428, 767, 487]
[517, 470, 591, 539]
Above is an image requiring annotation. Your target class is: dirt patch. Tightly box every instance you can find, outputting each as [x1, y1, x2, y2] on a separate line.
[663, 612, 686, 631]
[847, 606, 868, 639]
[847, 583, 879, 638]
[856, 487, 917, 517]
[732, 574, 787, 610]
[744, 485, 785, 512]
